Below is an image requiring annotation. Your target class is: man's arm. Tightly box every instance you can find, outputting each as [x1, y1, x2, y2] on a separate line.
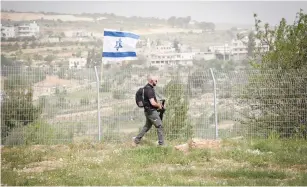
[147, 89, 162, 109]
[149, 98, 162, 109]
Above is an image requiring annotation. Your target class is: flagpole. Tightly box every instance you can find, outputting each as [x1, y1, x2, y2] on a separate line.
[100, 59, 104, 85]
[94, 65, 101, 142]
[100, 50, 104, 142]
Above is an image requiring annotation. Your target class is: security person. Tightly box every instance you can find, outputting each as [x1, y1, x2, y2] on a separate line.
[133, 75, 164, 146]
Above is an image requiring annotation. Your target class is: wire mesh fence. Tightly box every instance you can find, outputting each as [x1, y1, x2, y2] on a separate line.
[1, 65, 306, 145]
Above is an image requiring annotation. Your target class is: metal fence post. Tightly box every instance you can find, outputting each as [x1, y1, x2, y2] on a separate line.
[94, 66, 101, 141]
[210, 68, 218, 139]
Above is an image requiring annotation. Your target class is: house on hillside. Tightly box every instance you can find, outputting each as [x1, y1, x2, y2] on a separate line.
[1, 21, 40, 38]
[209, 37, 269, 61]
[148, 52, 194, 68]
[1, 24, 17, 38]
[69, 57, 87, 69]
[17, 21, 40, 38]
[137, 39, 197, 68]
[194, 52, 216, 61]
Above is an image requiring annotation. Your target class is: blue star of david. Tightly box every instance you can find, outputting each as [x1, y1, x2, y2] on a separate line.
[114, 38, 123, 51]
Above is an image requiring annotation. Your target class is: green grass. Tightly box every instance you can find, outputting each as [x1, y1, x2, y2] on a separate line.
[1, 138, 307, 186]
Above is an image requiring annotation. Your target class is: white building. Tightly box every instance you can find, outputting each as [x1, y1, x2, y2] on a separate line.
[209, 36, 269, 61]
[153, 45, 176, 53]
[209, 44, 232, 55]
[137, 43, 177, 58]
[137, 38, 197, 68]
[69, 57, 87, 69]
[148, 52, 194, 67]
[231, 39, 248, 60]
[17, 21, 40, 38]
[1, 25, 17, 38]
[194, 52, 216, 61]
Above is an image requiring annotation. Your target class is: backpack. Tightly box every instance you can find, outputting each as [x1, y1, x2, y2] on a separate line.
[135, 86, 145, 108]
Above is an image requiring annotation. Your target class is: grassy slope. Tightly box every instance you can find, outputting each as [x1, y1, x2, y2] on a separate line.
[1, 138, 307, 186]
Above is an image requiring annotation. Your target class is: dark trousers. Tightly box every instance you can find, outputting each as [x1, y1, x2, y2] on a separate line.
[134, 110, 164, 145]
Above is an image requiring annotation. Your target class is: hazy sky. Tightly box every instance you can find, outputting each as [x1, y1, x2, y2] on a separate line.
[1, 1, 306, 25]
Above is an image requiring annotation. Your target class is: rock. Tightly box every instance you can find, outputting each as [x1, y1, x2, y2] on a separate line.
[174, 139, 222, 153]
[174, 143, 189, 154]
[190, 139, 221, 149]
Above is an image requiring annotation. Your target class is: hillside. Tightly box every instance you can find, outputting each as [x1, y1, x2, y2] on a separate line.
[1, 12, 95, 22]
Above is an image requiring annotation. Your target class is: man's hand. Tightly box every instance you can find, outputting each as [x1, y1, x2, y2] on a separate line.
[158, 103, 163, 110]
[149, 98, 162, 109]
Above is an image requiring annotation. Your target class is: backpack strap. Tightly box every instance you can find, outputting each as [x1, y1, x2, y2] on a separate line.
[142, 86, 145, 100]
[142, 85, 150, 109]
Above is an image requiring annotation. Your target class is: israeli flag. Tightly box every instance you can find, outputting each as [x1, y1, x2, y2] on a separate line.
[102, 29, 140, 61]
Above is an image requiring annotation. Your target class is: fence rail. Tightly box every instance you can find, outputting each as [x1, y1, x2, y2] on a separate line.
[1, 65, 307, 145]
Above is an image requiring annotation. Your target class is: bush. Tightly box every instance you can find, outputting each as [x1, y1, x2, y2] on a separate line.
[80, 98, 90, 105]
[163, 77, 193, 140]
[3, 121, 74, 145]
[240, 10, 307, 139]
[112, 90, 124, 99]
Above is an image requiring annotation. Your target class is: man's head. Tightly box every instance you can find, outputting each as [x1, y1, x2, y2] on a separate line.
[147, 74, 158, 87]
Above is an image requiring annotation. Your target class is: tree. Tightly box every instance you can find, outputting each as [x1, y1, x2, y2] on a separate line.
[163, 77, 192, 140]
[230, 27, 238, 31]
[247, 31, 256, 57]
[60, 32, 65, 37]
[75, 51, 82, 57]
[167, 16, 176, 27]
[44, 55, 55, 64]
[1, 55, 13, 67]
[173, 39, 180, 52]
[87, 48, 102, 68]
[30, 42, 36, 49]
[185, 16, 191, 25]
[156, 39, 162, 46]
[167, 16, 192, 28]
[198, 22, 215, 31]
[33, 54, 43, 61]
[241, 10, 307, 139]
[22, 41, 28, 49]
[1, 74, 41, 143]
[207, 22, 216, 31]
[252, 10, 307, 69]
[57, 67, 66, 79]
[25, 56, 32, 66]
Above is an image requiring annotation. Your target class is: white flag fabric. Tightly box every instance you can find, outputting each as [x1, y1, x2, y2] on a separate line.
[102, 29, 140, 61]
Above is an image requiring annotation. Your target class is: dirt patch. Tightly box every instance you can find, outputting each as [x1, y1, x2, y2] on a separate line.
[34, 75, 79, 88]
[20, 160, 65, 173]
[217, 120, 234, 130]
[175, 139, 222, 154]
[267, 164, 307, 173]
[146, 163, 196, 172]
[49, 144, 71, 152]
[290, 164, 307, 171]
[211, 158, 250, 168]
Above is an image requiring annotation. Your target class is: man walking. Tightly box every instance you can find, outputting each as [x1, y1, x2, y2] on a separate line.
[133, 75, 165, 146]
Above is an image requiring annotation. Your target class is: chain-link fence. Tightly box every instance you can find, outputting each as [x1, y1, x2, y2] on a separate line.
[1, 65, 306, 145]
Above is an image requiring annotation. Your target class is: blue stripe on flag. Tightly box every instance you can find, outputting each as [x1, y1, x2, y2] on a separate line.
[104, 31, 140, 39]
[102, 52, 137, 58]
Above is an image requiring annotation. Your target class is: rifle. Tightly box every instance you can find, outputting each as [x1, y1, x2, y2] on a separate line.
[158, 99, 166, 121]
